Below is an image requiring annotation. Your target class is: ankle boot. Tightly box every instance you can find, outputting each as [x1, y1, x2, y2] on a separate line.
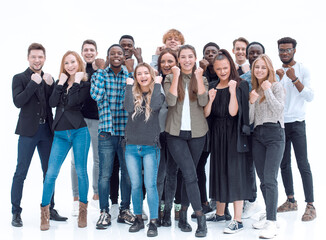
[78, 202, 88, 228]
[178, 210, 192, 232]
[162, 209, 171, 227]
[195, 215, 207, 237]
[40, 204, 50, 231]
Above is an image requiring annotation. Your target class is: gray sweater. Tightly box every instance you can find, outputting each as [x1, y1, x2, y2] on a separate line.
[124, 83, 165, 146]
[249, 82, 285, 128]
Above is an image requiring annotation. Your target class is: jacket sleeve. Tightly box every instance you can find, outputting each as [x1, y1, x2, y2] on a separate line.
[124, 84, 135, 113]
[90, 70, 106, 102]
[164, 74, 178, 107]
[197, 76, 209, 107]
[68, 82, 90, 106]
[264, 82, 285, 116]
[240, 81, 250, 135]
[49, 81, 63, 108]
[12, 74, 39, 108]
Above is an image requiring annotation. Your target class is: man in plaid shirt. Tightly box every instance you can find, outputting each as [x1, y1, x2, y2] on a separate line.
[91, 44, 135, 229]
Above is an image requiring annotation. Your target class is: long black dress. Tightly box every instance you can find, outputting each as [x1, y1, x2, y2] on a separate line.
[208, 84, 254, 203]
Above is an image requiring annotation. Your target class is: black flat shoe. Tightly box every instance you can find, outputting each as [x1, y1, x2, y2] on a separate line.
[129, 218, 144, 232]
[147, 221, 158, 237]
[12, 213, 23, 227]
[50, 209, 68, 221]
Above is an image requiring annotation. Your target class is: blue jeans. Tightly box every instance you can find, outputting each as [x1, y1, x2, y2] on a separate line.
[42, 127, 90, 206]
[98, 132, 131, 212]
[280, 121, 314, 202]
[11, 123, 54, 214]
[125, 144, 160, 219]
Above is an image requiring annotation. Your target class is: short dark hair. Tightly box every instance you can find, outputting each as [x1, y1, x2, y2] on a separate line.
[203, 42, 220, 55]
[233, 37, 249, 48]
[28, 43, 46, 56]
[107, 44, 125, 55]
[119, 35, 135, 44]
[277, 37, 297, 49]
[82, 39, 97, 51]
[246, 42, 265, 56]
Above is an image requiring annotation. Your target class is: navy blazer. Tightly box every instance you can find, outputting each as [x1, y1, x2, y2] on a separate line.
[12, 68, 54, 137]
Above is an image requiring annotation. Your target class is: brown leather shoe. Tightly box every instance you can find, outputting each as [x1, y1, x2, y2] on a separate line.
[40, 205, 50, 231]
[277, 199, 298, 212]
[78, 202, 88, 228]
[302, 204, 316, 221]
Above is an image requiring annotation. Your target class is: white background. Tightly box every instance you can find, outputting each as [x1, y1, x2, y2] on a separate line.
[0, 0, 325, 239]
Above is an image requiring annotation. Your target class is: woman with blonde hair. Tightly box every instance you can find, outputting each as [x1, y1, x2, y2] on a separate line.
[40, 51, 91, 231]
[249, 54, 285, 239]
[124, 63, 165, 237]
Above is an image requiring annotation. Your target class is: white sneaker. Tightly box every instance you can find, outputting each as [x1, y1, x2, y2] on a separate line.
[242, 200, 259, 219]
[72, 201, 79, 217]
[259, 220, 278, 239]
[110, 204, 119, 220]
[142, 209, 148, 220]
[252, 213, 266, 229]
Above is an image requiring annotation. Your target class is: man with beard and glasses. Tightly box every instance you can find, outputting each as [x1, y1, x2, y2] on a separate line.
[276, 37, 316, 222]
[11, 43, 67, 227]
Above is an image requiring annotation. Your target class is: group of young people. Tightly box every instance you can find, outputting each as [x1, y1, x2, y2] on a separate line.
[10, 29, 316, 239]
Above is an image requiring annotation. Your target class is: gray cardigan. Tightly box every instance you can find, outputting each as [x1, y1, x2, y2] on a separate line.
[164, 73, 209, 138]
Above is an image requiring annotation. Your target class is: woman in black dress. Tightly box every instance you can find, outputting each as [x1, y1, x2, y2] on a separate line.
[204, 49, 253, 234]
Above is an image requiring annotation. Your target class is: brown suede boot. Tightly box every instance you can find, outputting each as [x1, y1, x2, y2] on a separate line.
[78, 202, 88, 228]
[40, 205, 50, 231]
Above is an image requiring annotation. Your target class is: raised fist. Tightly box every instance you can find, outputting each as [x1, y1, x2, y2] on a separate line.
[95, 58, 106, 70]
[276, 69, 285, 80]
[43, 73, 54, 86]
[208, 88, 217, 102]
[125, 58, 134, 73]
[132, 47, 142, 60]
[126, 77, 134, 85]
[59, 73, 68, 85]
[285, 67, 296, 81]
[171, 66, 180, 77]
[75, 72, 85, 83]
[228, 80, 237, 94]
[31, 73, 42, 84]
[155, 46, 165, 55]
[249, 89, 259, 104]
[261, 80, 272, 91]
[199, 59, 209, 72]
[194, 67, 204, 79]
[155, 76, 163, 84]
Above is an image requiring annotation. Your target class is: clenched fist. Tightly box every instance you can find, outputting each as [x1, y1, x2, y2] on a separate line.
[261, 80, 272, 91]
[75, 72, 85, 83]
[228, 80, 237, 94]
[126, 77, 134, 85]
[125, 59, 134, 73]
[31, 73, 42, 84]
[59, 73, 68, 85]
[249, 89, 259, 104]
[43, 73, 54, 86]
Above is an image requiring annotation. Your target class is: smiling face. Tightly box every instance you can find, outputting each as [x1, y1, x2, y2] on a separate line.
[108, 46, 125, 68]
[178, 48, 196, 74]
[136, 66, 152, 92]
[160, 53, 177, 75]
[28, 49, 45, 73]
[253, 59, 268, 82]
[232, 41, 247, 64]
[213, 59, 231, 82]
[81, 43, 98, 63]
[248, 44, 264, 66]
[165, 36, 182, 51]
[64, 54, 79, 76]
[119, 38, 134, 59]
[204, 46, 219, 66]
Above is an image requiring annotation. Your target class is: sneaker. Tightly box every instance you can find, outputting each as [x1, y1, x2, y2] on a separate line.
[110, 204, 119, 220]
[72, 201, 79, 217]
[224, 220, 243, 234]
[242, 200, 259, 219]
[206, 213, 226, 222]
[174, 203, 181, 220]
[147, 221, 158, 237]
[277, 199, 298, 212]
[117, 209, 136, 225]
[259, 220, 278, 239]
[96, 210, 111, 229]
[253, 213, 266, 229]
[142, 209, 148, 221]
[12, 213, 23, 227]
[301, 204, 316, 221]
[129, 217, 144, 232]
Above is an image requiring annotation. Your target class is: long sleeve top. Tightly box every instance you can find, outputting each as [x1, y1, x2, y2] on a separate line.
[90, 67, 133, 135]
[50, 80, 90, 131]
[164, 73, 209, 138]
[249, 82, 285, 128]
[124, 83, 165, 146]
[279, 62, 314, 123]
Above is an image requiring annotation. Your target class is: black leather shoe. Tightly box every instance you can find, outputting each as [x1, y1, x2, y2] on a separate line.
[129, 217, 144, 232]
[178, 210, 192, 232]
[12, 213, 23, 227]
[50, 209, 68, 221]
[147, 220, 158, 237]
[162, 209, 171, 227]
[195, 215, 207, 237]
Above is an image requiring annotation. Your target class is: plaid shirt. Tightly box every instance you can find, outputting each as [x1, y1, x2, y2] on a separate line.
[91, 67, 132, 136]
